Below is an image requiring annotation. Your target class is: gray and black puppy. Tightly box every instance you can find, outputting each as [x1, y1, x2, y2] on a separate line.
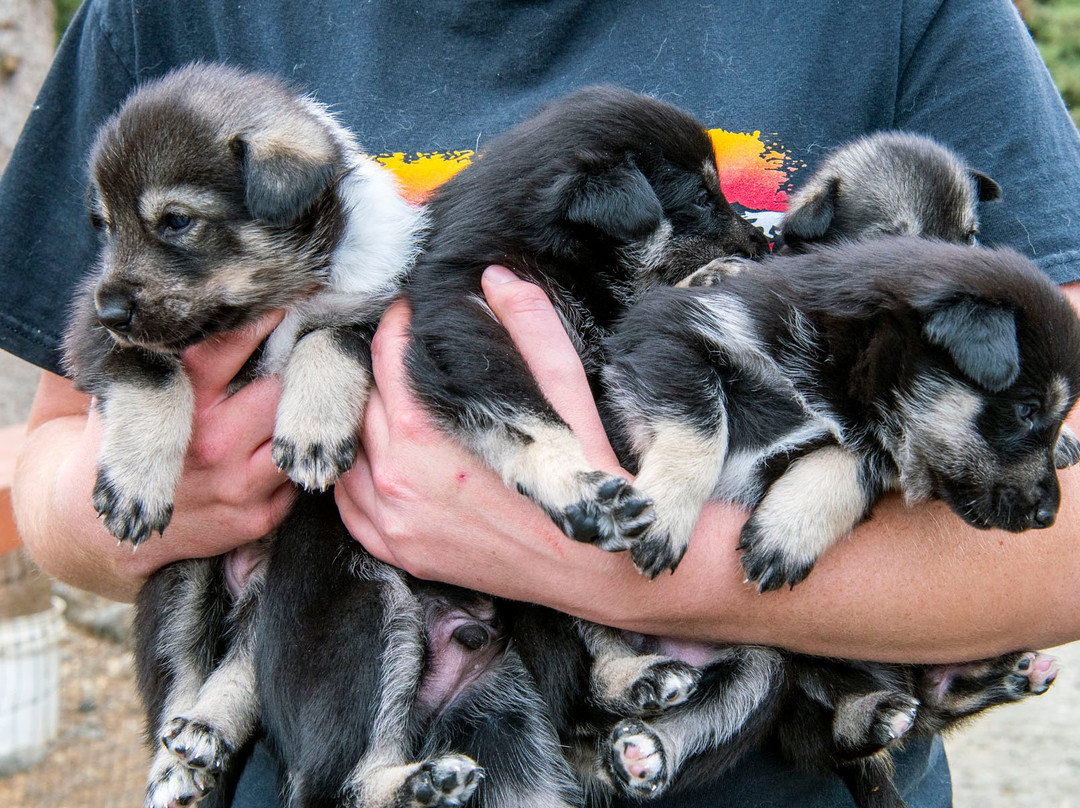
[64, 63, 423, 543]
[678, 131, 1003, 288]
[62, 64, 425, 807]
[781, 131, 1002, 249]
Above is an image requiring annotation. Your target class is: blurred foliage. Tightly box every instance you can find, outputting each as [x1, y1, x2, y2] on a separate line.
[1016, 0, 1080, 126]
[53, 0, 79, 42]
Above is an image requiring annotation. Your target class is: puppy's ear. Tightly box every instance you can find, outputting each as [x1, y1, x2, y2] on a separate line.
[923, 296, 1020, 392]
[782, 176, 839, 243]
[972, 170, 1002, 203]
[234, 135, 340, 226]
[1055, 424, 1080, 469]
[562, 157, 663, 240]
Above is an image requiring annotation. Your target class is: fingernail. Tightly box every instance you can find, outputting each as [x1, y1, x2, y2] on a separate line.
[483, 265, 518, 284]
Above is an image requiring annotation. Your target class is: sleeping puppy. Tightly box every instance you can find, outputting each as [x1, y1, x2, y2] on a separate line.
[677, 130, 1002, 288]
[61, 64, 424, 807]
[781, 131, 1002, 249]
[404, 85, 767, 554]
[596, 238, 1080, 806]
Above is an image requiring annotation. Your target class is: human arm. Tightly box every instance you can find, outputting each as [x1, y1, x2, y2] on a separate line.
[336, 267, 1080, 664]
[12, 313, 297, 603]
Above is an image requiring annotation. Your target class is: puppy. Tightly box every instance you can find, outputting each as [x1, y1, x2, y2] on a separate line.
[253, 86, 770, 808]
[611, 237, 1080, 585]
[595, 239, 1079, 805]
[677, 130, 1002, 288]
[404, 85, 767, 555]
[781, 131, 1002, 249]
[62, 64, 424, 807]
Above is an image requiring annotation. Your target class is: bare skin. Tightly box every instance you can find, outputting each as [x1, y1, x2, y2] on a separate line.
[14, 268, 1080, 662]
[13, 312, 296, 601]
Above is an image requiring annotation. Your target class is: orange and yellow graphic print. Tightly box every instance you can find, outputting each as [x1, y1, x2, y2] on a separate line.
[375, 127, 799, 242]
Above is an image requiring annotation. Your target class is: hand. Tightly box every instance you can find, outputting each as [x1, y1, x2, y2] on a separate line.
[336, 266, 659, 618]
[22, 311, 297, 599]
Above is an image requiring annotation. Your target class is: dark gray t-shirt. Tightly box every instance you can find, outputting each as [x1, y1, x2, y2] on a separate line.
[0, 0, 1076, 805]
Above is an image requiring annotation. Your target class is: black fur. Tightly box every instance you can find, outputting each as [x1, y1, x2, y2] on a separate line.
[405, 85, 767, 552]
[591, 237, 1079, 805]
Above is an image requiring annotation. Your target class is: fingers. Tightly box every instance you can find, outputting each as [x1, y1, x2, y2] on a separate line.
[184, 310, 286, 404]
[481, 265, 621, 470]
[335, 451, 400, 568]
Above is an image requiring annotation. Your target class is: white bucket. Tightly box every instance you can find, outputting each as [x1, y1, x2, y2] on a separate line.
[0, 597, 66, 775]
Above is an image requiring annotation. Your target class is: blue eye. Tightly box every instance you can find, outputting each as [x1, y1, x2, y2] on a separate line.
[1016, 400, 1039, 428]
[162, 212, 192, 233]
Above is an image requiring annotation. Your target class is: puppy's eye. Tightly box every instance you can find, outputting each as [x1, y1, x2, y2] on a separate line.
[967, 229, 980, 246]
[162, 212, 193, 234]
[89, 211, 107, 232]
[1016, 400, 1040, 429]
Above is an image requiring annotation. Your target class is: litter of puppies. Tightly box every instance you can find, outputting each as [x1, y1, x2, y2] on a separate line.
[64, 65, 1079, 808]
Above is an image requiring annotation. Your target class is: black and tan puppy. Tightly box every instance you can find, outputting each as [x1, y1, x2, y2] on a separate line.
[254, 86, 769, 808]
[608, 237, 1080, 585]
[405, 85, 767, 553]
[62, 64, 425, 807]
[64, 63, 423, 544]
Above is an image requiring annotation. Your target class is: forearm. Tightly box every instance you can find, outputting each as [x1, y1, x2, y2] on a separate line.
[345, 274, 1080, 666]
[14, 327, 295, 604]
[593, 490, 1080, 663]
[14, 408, 176, 602]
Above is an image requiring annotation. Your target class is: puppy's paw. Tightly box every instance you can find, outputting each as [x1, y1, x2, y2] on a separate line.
[145, 759, 211, 808]
[93, 467, 173, 545]
[627, 524, 689, 578]
[1013, 651, 1061, 695]
[628, 660, 701, 714]
[606, 720, 670, 798]
[398, 754, 484, 808]
[549, 472, 655, 551]
[272, 432, 357, 492]
[162, 717, 231, 776]
[868, 694, 920, 748]
[737, 518, 817, 592]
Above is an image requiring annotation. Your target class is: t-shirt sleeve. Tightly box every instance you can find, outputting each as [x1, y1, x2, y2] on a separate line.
[897, 0, 1080, 285]
[0, 0, 137, 373]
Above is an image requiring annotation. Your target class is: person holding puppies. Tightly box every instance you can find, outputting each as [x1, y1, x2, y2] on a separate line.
[3, 0, 1080, 805]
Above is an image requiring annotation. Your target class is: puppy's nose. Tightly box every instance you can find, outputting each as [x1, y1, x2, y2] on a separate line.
[95, 286, 137, 332]
[1032, 505, 1057, 529]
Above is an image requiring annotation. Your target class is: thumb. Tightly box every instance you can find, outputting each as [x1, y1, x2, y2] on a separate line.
[481, 265, 621, 471]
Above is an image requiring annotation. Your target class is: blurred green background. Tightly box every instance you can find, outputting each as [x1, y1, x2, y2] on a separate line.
[1017, 0, 1080, 125]
[51, 0, 1080, 126]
